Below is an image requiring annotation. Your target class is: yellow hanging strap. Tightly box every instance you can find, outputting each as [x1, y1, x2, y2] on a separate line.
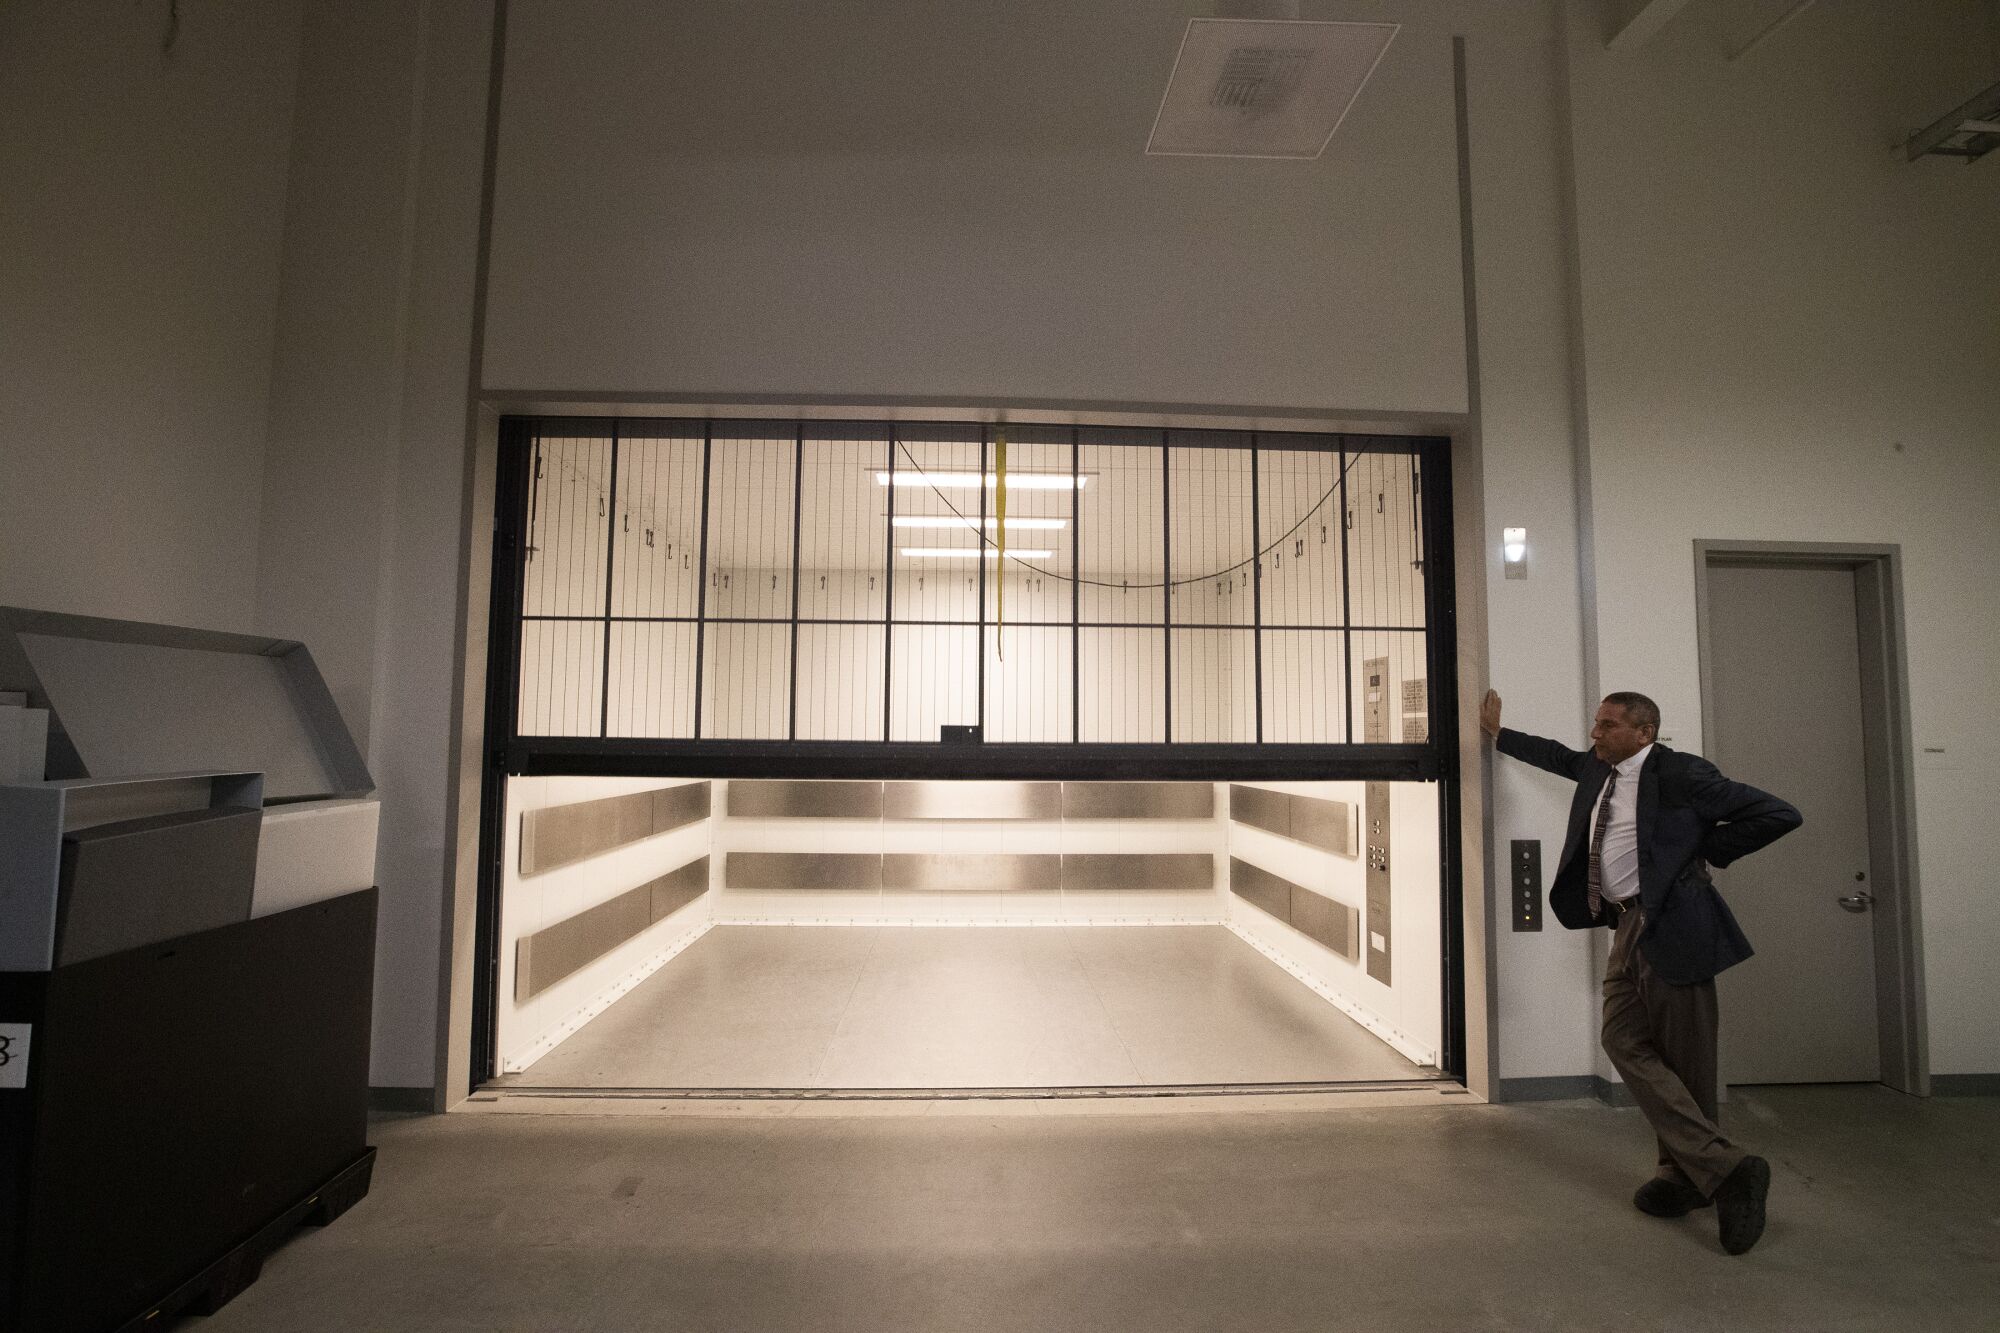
[994, 428, 1007, 661]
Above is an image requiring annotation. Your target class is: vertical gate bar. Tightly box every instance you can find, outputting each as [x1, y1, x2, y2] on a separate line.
[473, 416, 537, 1086]
[1250, 432, 1263, 744]
[598, 421, 620, 739]
[1161, 429, 1172, 744]
[692, 423, 714, 739]
[1338, 437, 1355, 744]
[882, 424, 896, 742]
[976, 426, 988, 739]
[788, 423, 804, 741]
[1071, 425, 1081, 744]
[1417, 435, 1465, 1080]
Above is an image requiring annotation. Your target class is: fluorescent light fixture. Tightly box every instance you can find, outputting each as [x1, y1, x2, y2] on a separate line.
[891, 515, 1068, 531]
[874, 472, 1087, 490]
[900, 547, 1055, 560]
[1502, 526, 1527, 580]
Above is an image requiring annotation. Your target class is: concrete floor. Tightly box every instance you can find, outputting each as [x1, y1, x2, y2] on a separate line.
[182, 1084, 2000, 1332]
[510, 925, 1427, 1088]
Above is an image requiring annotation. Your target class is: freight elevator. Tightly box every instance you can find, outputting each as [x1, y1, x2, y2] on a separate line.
[473, 417, 1464, 1096]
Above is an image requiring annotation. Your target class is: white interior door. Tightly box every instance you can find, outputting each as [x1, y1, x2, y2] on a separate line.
[1707, 562, 1879, 1085]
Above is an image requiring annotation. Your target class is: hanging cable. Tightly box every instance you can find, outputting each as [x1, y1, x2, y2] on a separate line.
[894, 438, 1363, 590]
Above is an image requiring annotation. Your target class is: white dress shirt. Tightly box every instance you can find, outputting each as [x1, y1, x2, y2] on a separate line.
[1587, 744, 1653, 903]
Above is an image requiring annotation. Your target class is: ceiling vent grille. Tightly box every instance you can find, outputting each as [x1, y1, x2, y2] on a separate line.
[1146, 18, 1398, 160]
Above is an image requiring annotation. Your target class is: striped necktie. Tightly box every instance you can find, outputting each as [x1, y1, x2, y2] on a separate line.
[1587, 768, 1619, 920]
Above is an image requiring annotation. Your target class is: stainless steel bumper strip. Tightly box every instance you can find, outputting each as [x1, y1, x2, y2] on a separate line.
[727, 780, 884, 819]
[1062, 853, 1215, 891]
[649, 856, 709, 920]
[725, 851, 883, 891]
[1287, 794, 1356, 856]
[726, 780, 1213, 822]
[1229, 784, 1291, 839]
[882, 780, 1063, 821]
[521, 781, 711, 877]
[1229, 856, 1359, 960]
[516, 854, 712, 1000]
[882, 853, 1063, 893]
[1229, 856, 1293, 921]
[1290, 881, 1360, 960]
[721, 850, 1215, 892]
[1062, 781, 1215, 820]
[1229, 785, 1356, 857]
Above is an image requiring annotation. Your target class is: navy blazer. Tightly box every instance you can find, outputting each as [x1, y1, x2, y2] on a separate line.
[1496, 728, 1802, 984]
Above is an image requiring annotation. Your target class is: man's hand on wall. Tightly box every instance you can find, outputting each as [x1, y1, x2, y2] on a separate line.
[1481, 688, 1502, 739]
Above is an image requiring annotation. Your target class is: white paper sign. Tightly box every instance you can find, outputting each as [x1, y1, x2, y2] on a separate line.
[0, 1024, 30, 1089]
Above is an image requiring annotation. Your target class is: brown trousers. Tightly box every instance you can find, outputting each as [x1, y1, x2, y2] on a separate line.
[1601, 902, 1746, 1197]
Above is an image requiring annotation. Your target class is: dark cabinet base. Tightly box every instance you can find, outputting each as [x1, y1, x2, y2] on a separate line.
[117, 1148, 376, 1331]
[1, 889, 379, 1333]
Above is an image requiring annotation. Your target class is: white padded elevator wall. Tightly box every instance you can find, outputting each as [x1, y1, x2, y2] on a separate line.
[481, 1, 1467, 412]
[498, 776, 714, 1073]
[1227, 781, 1442, 1066]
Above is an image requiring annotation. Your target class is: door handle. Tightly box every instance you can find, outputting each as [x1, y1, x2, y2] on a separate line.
[1837, 891, 1875, 913]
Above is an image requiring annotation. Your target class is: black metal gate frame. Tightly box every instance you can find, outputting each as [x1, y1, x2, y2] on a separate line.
[472, 416, 1466, 1085]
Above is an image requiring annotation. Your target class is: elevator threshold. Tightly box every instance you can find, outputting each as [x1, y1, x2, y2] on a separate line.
[462, 1078, 1469, 1117]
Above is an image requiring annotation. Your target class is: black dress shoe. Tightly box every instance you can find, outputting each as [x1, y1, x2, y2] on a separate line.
[1633, 1177, 1710, 1218]
[1714, 1154, 1771, 1255]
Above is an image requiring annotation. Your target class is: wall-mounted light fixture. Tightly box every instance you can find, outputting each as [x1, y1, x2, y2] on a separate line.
[892, 515, 1068, 531]
[1503, 527, 1528, 580]
[875, 472, 1088, 491]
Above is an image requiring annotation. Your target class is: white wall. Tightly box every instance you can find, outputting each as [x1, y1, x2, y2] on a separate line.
[0, 0, 304, 627]
[1461, 3, 1599, 1085]
[250, 0, 494, 1088]
[1562, 0, 2000, 1078]
[482, 0, 1468, 413]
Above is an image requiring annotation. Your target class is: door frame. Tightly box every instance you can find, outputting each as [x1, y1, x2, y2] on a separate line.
[438, 401, 1494, 1109]
[1692, 540, 1929, 1096]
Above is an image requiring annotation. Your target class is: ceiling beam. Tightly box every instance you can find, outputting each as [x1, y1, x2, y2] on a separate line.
[1602, 0, 1698, 52]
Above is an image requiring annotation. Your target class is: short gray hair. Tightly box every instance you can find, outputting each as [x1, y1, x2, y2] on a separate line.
[1603, 691, 1660, 735]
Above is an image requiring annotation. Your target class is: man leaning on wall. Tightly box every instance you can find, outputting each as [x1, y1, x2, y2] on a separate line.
[1483, 688, 1802, 1255]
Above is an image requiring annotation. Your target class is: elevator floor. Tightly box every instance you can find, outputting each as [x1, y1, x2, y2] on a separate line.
[509, 925, 1429, 1089]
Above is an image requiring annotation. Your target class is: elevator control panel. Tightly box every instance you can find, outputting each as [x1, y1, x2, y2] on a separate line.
[1511, 839, 1543, 932]
[1362, 654, 1392, 984]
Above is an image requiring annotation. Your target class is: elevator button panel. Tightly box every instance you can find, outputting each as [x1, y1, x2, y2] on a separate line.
[1511, 839, 1542, 932]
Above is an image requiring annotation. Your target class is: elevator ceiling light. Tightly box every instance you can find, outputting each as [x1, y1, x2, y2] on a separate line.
[874, 472, 1088, 490]
[892, 516, 1068, 531]
[900, 547, 1055, 560]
